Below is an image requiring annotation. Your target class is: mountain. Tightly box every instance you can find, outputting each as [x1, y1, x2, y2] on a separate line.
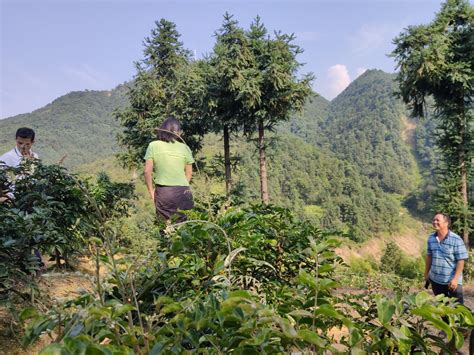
[0, 85, 128, 168]
[0, 70, 435, 239]
[328, 70, 416, 194]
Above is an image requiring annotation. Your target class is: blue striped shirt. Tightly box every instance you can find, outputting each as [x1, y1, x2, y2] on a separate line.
[427, 230, 468, 285]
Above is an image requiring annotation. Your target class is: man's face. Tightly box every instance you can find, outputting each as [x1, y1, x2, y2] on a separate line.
[432, 214, 449, 231]
[16, 137, 34, 156]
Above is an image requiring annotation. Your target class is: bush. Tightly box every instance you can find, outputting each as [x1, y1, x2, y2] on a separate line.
[348, 256, 379, 276]
[380, 241, 404, 274]
[0, 161, 134, 297]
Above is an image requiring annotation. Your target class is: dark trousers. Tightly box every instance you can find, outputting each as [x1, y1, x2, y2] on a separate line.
[430, 279, 464, 305]
[154, 185, 194, 223]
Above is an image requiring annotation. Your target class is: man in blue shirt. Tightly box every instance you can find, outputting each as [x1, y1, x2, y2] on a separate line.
[424, 213, 468, 304]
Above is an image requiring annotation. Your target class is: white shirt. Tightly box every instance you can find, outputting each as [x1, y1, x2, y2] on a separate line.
[0, 147, 39, 168]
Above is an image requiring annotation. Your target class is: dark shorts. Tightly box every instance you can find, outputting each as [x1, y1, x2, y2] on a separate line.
[154, 185, 194, 223]
[430, 279, 464, 305]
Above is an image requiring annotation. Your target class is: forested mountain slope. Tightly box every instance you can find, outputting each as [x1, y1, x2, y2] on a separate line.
[217, 134, 401, 238]
[0, 85, 128, 168]
[284, 69, 418, 195]
[328, 70, 416, 194]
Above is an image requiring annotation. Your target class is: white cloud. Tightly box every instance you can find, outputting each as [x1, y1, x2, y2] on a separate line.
[356, 67, 367, 77]
[327, 64, 351, 99]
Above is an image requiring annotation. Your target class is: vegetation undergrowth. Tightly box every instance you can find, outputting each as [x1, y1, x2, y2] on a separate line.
[0, 161, 472, 353]
[4, 180, 469, 353]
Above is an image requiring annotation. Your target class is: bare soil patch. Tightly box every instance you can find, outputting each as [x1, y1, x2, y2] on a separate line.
[0, 257, 97, 355]
[336, 230, 426, 263]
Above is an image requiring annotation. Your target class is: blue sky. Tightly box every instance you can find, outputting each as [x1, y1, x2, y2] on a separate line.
[1, 0, 444, 119]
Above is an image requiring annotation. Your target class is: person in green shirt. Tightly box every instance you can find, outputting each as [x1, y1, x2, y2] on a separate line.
[144, 116, 194, 222]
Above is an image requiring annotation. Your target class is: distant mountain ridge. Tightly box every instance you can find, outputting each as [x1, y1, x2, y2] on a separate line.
[280, 70, 419, 194]
[0, 85, 129, 168]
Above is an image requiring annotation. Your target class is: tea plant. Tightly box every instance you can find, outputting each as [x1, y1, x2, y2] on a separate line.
[0, 161, 134, 299]
[20, 204, 474, 353]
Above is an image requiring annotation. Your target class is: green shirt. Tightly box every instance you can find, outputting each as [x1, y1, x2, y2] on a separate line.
[144, 140, 194, 186]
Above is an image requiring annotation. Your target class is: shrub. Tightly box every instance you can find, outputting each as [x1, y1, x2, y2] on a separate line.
[380, 241, 404, 274]
[0, 162, 134, 298]
[20, 204, 474, 353]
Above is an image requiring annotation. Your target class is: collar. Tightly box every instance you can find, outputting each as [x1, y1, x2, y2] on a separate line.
[14, 147, 33, 158]
[435, 230, 450, 243]
[14, 147, 23, 158]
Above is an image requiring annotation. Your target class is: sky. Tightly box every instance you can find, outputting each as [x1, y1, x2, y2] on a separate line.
[1, 0, 445, 119]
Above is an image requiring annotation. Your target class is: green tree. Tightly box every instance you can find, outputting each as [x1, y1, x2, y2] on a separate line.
[380, 241, 403, 274]
[207, 14, 258, 195]
[392, 0, 473, 245]
[115, 19, 205, 168]
[244, 17, 314, 204]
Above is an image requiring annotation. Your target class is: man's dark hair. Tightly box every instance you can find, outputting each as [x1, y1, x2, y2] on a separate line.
[435, 212, 451, 227]
[156, 116, 181, 143]
[16, 127, 35, 141]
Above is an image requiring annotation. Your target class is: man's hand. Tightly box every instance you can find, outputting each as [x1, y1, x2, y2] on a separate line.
[448, 278, 458, 291]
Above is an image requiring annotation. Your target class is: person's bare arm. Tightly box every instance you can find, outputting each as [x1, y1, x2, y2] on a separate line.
[185, 164, 193, 183]
[144, 160, 155, 203]
[448, 259, 465, 291]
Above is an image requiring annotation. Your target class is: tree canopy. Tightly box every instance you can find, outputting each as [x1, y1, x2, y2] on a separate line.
[392, 0, 473, 244]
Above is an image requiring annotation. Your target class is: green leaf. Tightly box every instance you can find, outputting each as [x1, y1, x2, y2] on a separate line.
[278, 319, 297, 338]
[315, 304, 341, 319]
[113, 304, 136, 317]
[297, 329, 327, 348]
[453, 329, 464, 350]
[385, 325, 410, 340]
[288, 310, 313, 318]
[298, 270, 317, 289]
[228, 290, 253, 299]
[412, 306, 452, 340]
[377, 298, 396, 325]
[20, 307, 39, 322]
[161, 303, 182, 314]
[415, 291, 431, 307]
[318, 264, 334, 274]
[67, 322, 85, 337]
[154, 296, 174, 307]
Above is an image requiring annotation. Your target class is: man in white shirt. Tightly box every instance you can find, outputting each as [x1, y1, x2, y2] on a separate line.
[0, 127, 38, 168]
[0, 127, 44, 267]
[0, 127, 38, 203]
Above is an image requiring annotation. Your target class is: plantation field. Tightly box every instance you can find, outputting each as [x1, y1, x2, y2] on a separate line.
[2, 257, 474, 354]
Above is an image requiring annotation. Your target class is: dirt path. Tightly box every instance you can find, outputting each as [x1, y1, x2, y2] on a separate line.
[0, 257, 98, 355]
[400, 115, 417, 149]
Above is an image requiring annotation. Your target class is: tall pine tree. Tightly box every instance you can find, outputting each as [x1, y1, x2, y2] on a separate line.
[244, 18, 314, 204]
[207, 14, 258, 195]
[116, 19, 205, 168]
[392, 0, 473, 245]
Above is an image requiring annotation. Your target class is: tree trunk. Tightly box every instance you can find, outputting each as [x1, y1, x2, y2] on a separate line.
[223, 124, 232, 197]
[258, 119, 269, 204]
[459, 111, 469, 247]
[461, 160, 469, 246]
